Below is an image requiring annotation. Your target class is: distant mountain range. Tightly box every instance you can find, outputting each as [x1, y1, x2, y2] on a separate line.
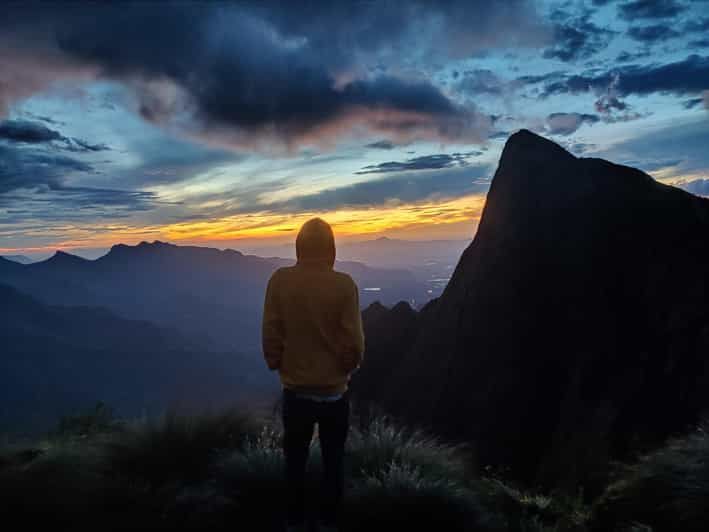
[0, 284, 271, 433]
[1, 255, 33, 264]
[0, 242, 428, 352]
[355, 130, 709, 494]
[245, 237, 469, 301]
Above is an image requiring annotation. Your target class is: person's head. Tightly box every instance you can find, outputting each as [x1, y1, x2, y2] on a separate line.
[295, 217, 335, 267]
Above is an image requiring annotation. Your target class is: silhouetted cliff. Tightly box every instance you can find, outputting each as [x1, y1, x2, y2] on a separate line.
[359, 130, 709, 493]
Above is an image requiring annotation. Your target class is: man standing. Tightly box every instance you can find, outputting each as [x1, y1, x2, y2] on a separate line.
[262, 218, 365, 532]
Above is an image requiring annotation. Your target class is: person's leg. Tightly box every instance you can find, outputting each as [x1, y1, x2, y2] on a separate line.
[317, 394, 350, 527]
[282, 390, 316, 528]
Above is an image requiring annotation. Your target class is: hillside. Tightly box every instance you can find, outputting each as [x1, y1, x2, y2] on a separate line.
[356, 130, 709, 493]
[0, 284, 270, 432]
[0, 242, 423, 351]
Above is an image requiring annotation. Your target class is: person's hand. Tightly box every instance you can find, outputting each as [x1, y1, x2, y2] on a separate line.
[340, 348, 359, 373]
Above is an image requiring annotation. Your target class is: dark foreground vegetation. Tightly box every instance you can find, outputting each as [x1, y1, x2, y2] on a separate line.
[2, 404, 707, 531]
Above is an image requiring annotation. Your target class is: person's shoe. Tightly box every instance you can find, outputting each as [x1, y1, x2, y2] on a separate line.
[318, 522, 338, 532]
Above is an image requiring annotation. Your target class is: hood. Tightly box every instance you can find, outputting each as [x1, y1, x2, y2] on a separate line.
[296, 217, 336, 268]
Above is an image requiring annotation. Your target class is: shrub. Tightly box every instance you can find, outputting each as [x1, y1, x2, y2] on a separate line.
[106, 409, 259, 486]
[53, 401, 122, 438]
[343, 462, 498, 532]
[590, 422, 709, 532]
[346, 416, 471, 483]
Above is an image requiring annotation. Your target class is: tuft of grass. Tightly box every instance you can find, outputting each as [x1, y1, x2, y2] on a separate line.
[53, 401, 123, 438]
[343, 462, 499, 532]
[346, 416, 471, 483]
[590, 421, 709, 532]
[480, 478, 589, 532]
[106, 409, 259, 486]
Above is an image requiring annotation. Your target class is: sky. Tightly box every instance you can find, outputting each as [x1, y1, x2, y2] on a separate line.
[0, 0, 708, 258]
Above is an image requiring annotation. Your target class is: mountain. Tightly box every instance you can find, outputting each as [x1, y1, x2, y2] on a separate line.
[0, 284, 272, 433]
[1, 255, 34, 264]
[244, 237, 469, 300]
[356, 130, 709, 493]
[0, 241, 423, 351]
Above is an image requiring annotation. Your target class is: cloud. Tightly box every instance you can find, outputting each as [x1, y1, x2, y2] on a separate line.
[627, 24, 679, 43]
[543, 54, 709, 98]
[684, 17, 709, 34]
[357, 152, 482, 174]
[616, 50, 651, 62]
[0, 2, 547, 150]
[617, 0, 686, 20]
[365, 140, 397, 150]
[244, 164, 491, 213]
[0, 120, 64, 143]
[598, 118, 709, 177]
[0, 119, 111, 153]
[455, 69, 506, 95]
[0, 142, 159, 222]
[678, 179, 709, 197]
[66, 138, 111, 152]
[542, 11, 616, 62]
[545, 112, 600, 135]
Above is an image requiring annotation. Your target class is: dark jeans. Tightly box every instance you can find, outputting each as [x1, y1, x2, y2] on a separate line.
[282, 389, 350, 526]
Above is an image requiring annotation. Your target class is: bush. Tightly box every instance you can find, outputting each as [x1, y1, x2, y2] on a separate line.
[0, 439, 164, 531]
[54, 401, 122, 438]
[590, 422, 709, 532]
[346, 416, 471, 483]
[343, 462, 498, 531]
[106, 409, 259, 486]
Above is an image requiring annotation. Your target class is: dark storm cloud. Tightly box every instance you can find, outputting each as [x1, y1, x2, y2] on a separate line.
[543, 11, 616, 62]
[0, 119, 111, 153]
[356, 152, 482, 175]
[0, 143, 157, 218]
[66, 138, 111, 152]
[240, 164, 491, 214]
[617, 0, 686, 20]
[0, 144, 93, 193]
[627, 25, 679, 43]
[0, 1, 547, 148]
[365, 140, 397, 150]
[546, 112, 600, 135]
[542, 55, 709, 98]
[0, 120, 63, 143]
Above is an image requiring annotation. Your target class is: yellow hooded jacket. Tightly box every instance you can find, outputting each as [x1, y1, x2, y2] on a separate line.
[261, 218, 365, 395]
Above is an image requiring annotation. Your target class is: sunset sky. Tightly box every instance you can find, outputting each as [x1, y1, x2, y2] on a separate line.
[1, 0, 708, 258]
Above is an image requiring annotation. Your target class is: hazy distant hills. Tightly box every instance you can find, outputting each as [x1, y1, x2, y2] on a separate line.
[244, 237, 469, 293]
[0, 242, 427, 351]
[355, 130, 709, 493]
[0, 284, 270, 432]
[1, 255, 34, 264]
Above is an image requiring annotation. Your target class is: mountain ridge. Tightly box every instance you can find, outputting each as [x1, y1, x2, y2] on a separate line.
[355, 129, 709, 493]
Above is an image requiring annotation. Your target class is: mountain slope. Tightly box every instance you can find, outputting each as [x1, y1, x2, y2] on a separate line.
[1, 255, 34, 264]
[368, 130, 709, 491]
[0, 241, 422, 350]
[0, 284, 269, 432]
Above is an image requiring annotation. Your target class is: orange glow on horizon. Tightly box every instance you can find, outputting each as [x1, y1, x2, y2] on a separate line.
[0, 194, 487, 255]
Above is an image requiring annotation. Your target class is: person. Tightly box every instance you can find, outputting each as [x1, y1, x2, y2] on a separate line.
[262, 217, 365, 532]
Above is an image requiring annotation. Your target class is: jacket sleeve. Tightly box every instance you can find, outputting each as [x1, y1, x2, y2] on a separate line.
[262, 272, 284, 370]
[340, 277, 365, 373]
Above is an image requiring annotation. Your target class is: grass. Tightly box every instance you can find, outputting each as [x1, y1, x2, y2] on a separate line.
[4, 406, 707, 531]
[589, 422, 709, 532]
